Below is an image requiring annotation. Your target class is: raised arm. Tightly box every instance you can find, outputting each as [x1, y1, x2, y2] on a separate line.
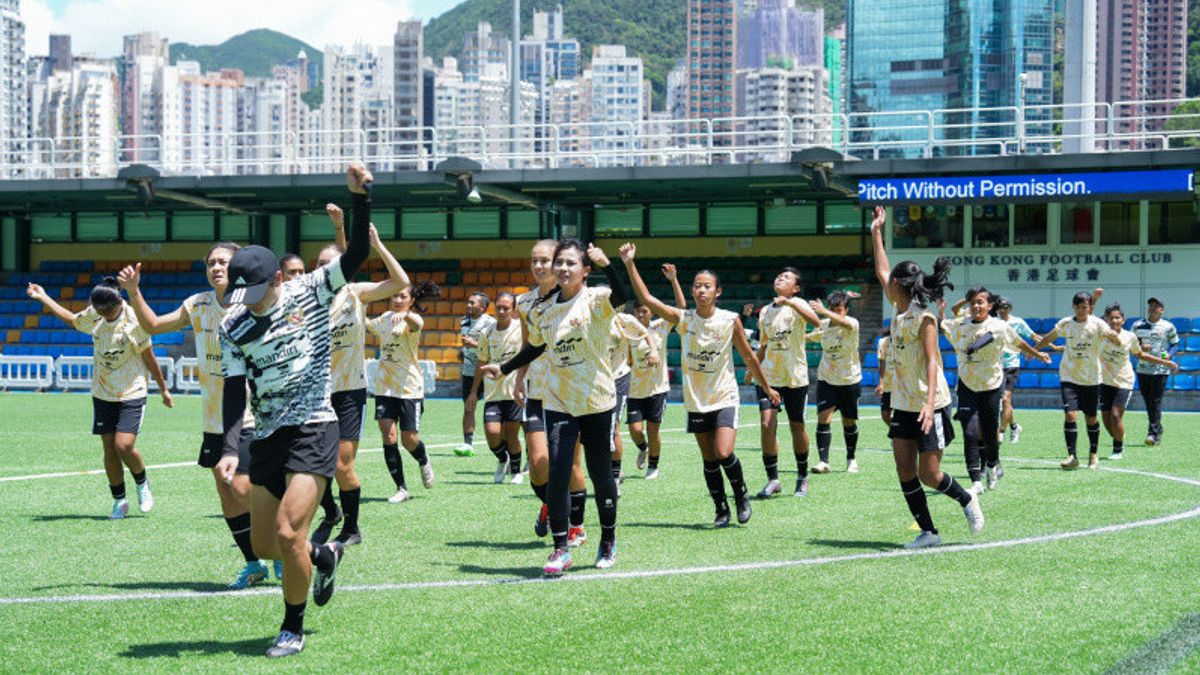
[328, 203, 348, 252]
[619, 243, 682, 325]
[355, 224, 412, 303]
[338, 164, 374, 280]
[587, 244, 627, 308]
[734, 318, 779, 405]
[118, 263, 189, 334]
[662, 263, 687, 309]
[870, 206, 896, 305]
[950, 296, 968, 317]
[25, 283, 78, 326]
[808, 298, 851, 329]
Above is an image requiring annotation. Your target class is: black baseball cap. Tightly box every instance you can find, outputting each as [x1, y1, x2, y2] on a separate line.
[224, 245, 280, 307]
[1147, 297, 1164, 307]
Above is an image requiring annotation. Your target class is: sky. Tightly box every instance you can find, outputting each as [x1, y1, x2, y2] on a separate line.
[24, 0, 467, 57]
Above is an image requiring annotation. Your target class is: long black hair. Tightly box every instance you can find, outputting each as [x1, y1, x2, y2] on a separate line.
[889, 257, 953, 308]
[1104, 302, 1124, 318]
[826, 290, 851, 310]
[90, 277, 122, 312]
[409, 280, 441, 315]
[205, 241, 240, 262]
[535, 237, 591, 305]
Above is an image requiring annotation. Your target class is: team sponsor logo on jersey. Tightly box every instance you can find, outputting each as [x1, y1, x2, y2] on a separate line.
[288, 307, 305, 325]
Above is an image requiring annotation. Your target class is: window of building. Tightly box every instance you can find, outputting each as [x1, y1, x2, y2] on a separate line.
[401, 209, 447, 240]
[31, 214, 70, 242]
[1148, 200, 1200, 244]
[972, 204, 1009, 248]
[454, 209, 500, 239]
[824, 203, 863, 233]
[706, 204, 757, 235]
[1059, 202, 1096, 244]
[1013, 203, 1048, 245]
[890, 205, 963, 248]
[123, 213, 167, 242]
[1099, 202, 1140, 245]
[76, 212, 118, 242]
[594, 206, 643, 236]
[650, 207, 700, 236]
[507, 209, 541, 238]
[764, 203, 817, 235]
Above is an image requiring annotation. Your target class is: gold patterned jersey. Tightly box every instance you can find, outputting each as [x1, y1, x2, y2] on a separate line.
[630, 318, 671, 399]
[478, 319, 523, 402]
[943, 315, 1019, 392]
[878, 336, 893, 394]
[1100, 328, 1142, 390]
[676, 308, 740, 413]
[816, 316, 861, 385]
[516, 288, 550, 401]
[609, 313, 648, 380]
[329, 286, 367, 393]
[889, 305, 952, 413]
[527, 286, 617, 416]
[1054, 315, 1112, 386]
[73, 303, 152, 402]
[182, 291, 253, 433]
[367, 312, 424, 399]
[758, 303, 810, 388]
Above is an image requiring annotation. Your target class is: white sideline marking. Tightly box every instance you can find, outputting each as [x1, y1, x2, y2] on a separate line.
[2, 459, 1197, 606]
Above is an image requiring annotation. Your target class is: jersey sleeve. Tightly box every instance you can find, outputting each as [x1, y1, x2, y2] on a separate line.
[617, 314, 649, 343]
[366, 314, 385, 338]
[1126, 332, 1143, 356]
[305, 257, 348, 308]
[1168, 324, 1180, 346]
[590, 286, 616, 322]
[220, 324, 247, 378]
[72, 306, 100, 334]
[477, 326, 492, 363]
[131, 322, 152, 352]
[1054, 317, 1071, 335]
[407, 313, 425, 333]
[527, 306, 547, 348]
[999, 323, 1020, 350]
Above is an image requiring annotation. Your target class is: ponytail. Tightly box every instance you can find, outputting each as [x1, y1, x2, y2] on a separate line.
[890, 256, 954, 308]
[90, 277, 122, 312]
[410, 280, 441, 315]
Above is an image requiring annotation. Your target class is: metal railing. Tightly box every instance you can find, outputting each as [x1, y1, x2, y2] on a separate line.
[3, 97, 1200, 179]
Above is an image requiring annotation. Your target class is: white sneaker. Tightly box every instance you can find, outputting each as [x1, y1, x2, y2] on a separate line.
[756, 479, 782, 499]
[135, 480, 153, 513]
[454, 443, 474, 457]
[986, 466, 999, 491]
[645, 467, 660, 480]
[510, 471, 525, 485]
[636, 448, 648, 470]
[388, 488, 410, 504]
[1110, 451, 1124, 461]
[493, 461, 507, 484]
[110, 498, 128, 520]
[846, 459, 860, 474]
[420, 462, 435, 489]
[905, 531, 941, 549]
[812, 461, 831, 474]
[1009, 423, 1022, 444]
[266, 630, 305, 658]
[969, 481, 984, 496]
[963, 494, 985, 535]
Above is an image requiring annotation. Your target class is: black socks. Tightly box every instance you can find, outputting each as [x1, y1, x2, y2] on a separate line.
[340, 488, 361, 533]
[816, 423, 832, 463]
[1086, 423, 1100, 455]
[490, 440, 509, 464]
[131, 470, 147, 485]
[320, 481, 339, 520]
[763, 453, 779, 481]
[1064, 422, 1078, 456]
[611, 458, 621, 482]
[569, 490, 587, 528]
[936, 473, 973, 508]
[703, 460, 726, 508]
[225, 513, 256, 562]
[720, 454, 748, 501]
[532, 481, 548, 504]
[110, 482, 126, 500]
[282, 601, 306, 634]
[900, 478, 936, 534]
[795, 452, 808, 477]
[383, 443, 405, 489]
[410, 441, 429, 466]
[844, 425, 858, 460]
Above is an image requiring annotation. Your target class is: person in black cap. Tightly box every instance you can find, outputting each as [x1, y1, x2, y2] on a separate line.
[1131, 297, 1179, 446]
[214, 163, 373, 658]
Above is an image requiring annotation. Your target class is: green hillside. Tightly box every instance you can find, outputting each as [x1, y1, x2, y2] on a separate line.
[423, 0, 844, 108]
[169, 28, 322, 80]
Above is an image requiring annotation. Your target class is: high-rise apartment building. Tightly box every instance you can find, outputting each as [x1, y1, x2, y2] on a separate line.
[1097, 0, 1188, 136]
[687, 0, 737, 145]
[590, 45, 645, 159]
[121, 32, 169, 160]
[36, 59, 119, 176]
[736, 65, 830, 160]
[461, 22, 509, 82]
[0, 0, 27, 168]
[737, 0, 823, 70]
[394, 20, 424, 163]
[160, 62, 241, 172]
[49, 34, 71, 72]
[323, 43, 394, 169]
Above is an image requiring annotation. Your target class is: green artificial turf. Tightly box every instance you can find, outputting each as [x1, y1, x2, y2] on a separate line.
[0, 392, 1197, 672]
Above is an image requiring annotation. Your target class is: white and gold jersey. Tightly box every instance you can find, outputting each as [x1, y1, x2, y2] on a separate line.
[329, 286, 367, 394]
[630, 318, 671, 399]
[182, 291, 253, 433]
[1100, 328, 1142, 390]
[889, 305, 952, 413]
[877, 336, 893, 394]
[516, 288, 551, 401]
[368, 312, 424, 399]
[74, 303, 151, 402]
[478, 319, 523, 402]
[758, 303, 810, 388]
[676, 308, 740, 413]
[1054, 315, 1111, 386]
[609, 313, 648, 380]
[527, 286, 617, 416]
[816, 316, 861, 386]
[943, 315, 1019, 392]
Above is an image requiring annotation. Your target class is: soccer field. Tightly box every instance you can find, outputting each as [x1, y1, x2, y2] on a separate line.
[0, 393, 1197, 672]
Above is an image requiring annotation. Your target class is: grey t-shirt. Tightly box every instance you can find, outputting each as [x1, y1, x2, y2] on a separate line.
[1131, 318, 1179, 376]
[460, 313, 496, 377]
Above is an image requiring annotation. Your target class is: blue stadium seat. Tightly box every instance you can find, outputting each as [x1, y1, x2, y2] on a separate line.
[938, 335, 952, 351]
[1171, 374, 1195, 391]
[1039, 372, 1060, 389]
[1179, 355, 1200, 371]
[863, 352, 879, 369]
[862, 370, 879, 387]
[1048, 353, 1062, 369]
[945, 370, 958, 387]
[1169, 317, 1192, 334]
[942, 352, 957, 369]
[1186, 335, 1200, 352]
[1018, 372, 1039, 389]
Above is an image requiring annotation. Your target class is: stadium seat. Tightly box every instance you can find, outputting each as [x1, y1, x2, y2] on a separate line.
[1169, 317, 1192, 334]
[941, 352, 958, 369]
[1017, 372, 1039, 388]
[1186, 335, 1200, 352]
[1170, 374, 1195, 391]
[1179, 355, 1200, 372]
[1039, 372, 1060, 389]
[945, 371, 957, 387]
[862, 370, 879, 387]
[1048, 353, 1062, 369]
[863, 352, 879, 369]
[938, 336, 952, 351]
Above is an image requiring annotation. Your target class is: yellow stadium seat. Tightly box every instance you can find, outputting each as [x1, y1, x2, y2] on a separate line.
[24, 316, 37, 328]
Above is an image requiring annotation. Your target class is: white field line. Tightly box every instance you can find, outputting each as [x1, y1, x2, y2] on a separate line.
[0, 458, 1196, 606]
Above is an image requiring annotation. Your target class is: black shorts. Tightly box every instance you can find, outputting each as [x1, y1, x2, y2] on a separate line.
[461, 375, 484, 402]
[375, 396, 424, 432]
[484, 400, 523, 424]
[756, 384, 808, 422]
[331, 388, 367, 441]
[1060, 382, 1100, 417]
[92, 397, 145, 436]
[249, 422, 339, 500]
[816, 380, 861, 419]
[888, 407, 956, 452]
[1003, 368, 1020, 392]
[613, 372, 631, 418]
[627, 392, 668, 425]
[199, 428, 253, 474]
[1100, 384, 1133, 412]
[954, 382, 1003, 437]
[686, 406, 739, 433]
[880, 392, 892, 412]
[523, 398, 546, 434]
